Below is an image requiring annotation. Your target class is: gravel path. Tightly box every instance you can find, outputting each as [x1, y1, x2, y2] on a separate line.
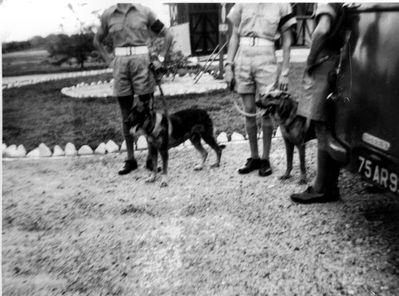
[3, 138, 399, 296]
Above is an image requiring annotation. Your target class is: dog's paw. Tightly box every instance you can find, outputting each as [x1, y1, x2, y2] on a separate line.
[145, 175, 156, 183]
[279, 174, 291, 180]
[210, 163, 220, 169]
[194, 164, 204, 171]
[160, 176, 168, 187]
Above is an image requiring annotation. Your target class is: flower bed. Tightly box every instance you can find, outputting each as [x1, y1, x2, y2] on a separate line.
[60, 73, 227, 98]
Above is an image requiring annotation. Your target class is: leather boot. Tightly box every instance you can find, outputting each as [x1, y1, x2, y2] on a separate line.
[118, 159, 138, 175]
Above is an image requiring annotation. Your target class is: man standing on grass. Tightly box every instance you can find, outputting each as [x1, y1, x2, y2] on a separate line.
[94, 3, 172, 175]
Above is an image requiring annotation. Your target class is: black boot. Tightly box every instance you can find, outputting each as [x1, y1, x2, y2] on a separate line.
[238, 158, 261, 174]
[290, 149, 340, 204]
[118, 159, 138, 175]
[290, 186, 339, 204]
[259, 159, 272, 177]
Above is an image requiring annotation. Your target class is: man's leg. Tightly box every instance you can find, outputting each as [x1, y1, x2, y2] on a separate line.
[259, 114, 273, 176]
[290, 122, 340, 203]
[117, 95, 137, 175]
[312, 123, 330, 192]
[238, 93, 261, 174]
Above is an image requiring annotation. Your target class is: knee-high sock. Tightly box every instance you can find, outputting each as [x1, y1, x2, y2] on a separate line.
[246, 116, 259, 159]
[118, 96, 135, 161]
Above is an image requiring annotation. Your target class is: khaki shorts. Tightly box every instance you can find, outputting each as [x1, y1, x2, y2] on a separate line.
[296, 56, 338, 122]
[112, 54, 155, 97]
[234, 45, 278, 94]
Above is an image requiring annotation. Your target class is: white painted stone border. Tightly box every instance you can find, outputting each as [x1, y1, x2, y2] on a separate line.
[60, 73, 227, 99]
[2, 129, 282, 161]
[2, 69, 112, 90]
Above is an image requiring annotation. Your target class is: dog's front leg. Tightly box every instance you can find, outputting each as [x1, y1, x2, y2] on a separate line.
[280, 138, 294, 180]
[145, 145, 158, 183]
[297, 143, 307, 185]
[159, 148, 168, 187]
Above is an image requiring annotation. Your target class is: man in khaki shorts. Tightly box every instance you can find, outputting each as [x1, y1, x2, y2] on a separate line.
[225, 3, 296, 176]
[94, 3, 172, 175]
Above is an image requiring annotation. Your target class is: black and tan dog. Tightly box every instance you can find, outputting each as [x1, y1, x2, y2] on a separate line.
[256, 91, 315, 184]
[127, 104, 225, 187]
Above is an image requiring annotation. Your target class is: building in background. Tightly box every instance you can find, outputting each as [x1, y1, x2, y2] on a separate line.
[168, 3, 316, 56]
[292, 3, 316, 47]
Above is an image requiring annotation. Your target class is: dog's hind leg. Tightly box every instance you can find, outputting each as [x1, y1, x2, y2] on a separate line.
[280, 138, 294, 180]
[297, 143, 307, 185]
[191, 134, 208, 171]
[201, 133, 225, 168]
[159, 148, 169, 187]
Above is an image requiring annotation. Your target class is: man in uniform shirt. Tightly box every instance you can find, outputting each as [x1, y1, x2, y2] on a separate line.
[225, 3, 297, 176]
[291, 3, 346, 203]
[94, 3, 172, 175]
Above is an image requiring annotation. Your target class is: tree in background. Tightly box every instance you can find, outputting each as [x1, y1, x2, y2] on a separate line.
[45, 28, 95, 68]
[2, 40, 32, 53]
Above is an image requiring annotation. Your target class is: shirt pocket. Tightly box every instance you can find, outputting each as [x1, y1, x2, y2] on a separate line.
[239, 9, 255, 31]
[258, 15, 280, 38]
[109, 22, 124, 33]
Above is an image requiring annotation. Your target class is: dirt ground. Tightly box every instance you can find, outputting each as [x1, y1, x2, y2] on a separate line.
[2, 138, 399, 296]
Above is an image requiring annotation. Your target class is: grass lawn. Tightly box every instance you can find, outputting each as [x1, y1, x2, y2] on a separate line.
[2, 49, 107, 77]
[2, 63, 306, 152]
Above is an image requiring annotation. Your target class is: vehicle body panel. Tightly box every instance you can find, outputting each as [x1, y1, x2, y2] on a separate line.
[334, 3, 399, 195]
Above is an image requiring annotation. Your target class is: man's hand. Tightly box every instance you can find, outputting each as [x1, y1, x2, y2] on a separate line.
[150, 55, 167, 83]
[278, 74, 289, 91]
[151, 58, 163, 73]
[224, 64, 235, 91]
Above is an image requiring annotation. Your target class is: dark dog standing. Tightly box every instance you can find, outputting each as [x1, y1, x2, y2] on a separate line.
[127, 104, 225, 187]
[256, 91, 315, 184]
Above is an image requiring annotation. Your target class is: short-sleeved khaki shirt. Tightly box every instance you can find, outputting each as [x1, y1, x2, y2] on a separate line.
[227, 3, 297, 40]
[101, 4, 158, 47]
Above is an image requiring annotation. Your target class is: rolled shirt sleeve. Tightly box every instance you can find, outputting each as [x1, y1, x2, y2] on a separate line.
[315, 4, 337, 23]
[227, 4, 242, 27]
[279, 3, 297, 32]
[145, 6, 158, 27]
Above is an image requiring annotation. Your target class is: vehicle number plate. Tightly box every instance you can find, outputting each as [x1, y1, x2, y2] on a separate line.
[357, 155, 399, 195]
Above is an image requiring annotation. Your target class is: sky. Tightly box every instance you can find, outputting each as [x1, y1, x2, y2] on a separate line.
[0, 0, 171, 42]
